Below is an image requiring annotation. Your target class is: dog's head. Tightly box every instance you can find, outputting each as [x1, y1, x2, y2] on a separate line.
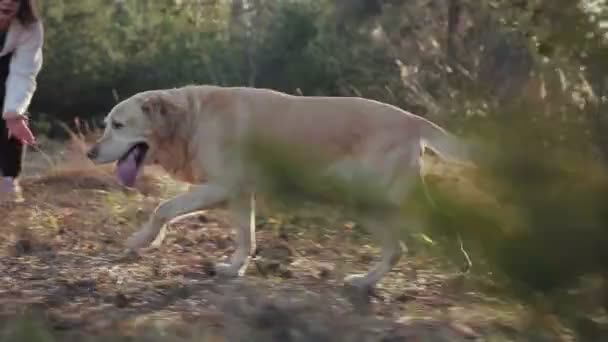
[86, 91, 185, 187]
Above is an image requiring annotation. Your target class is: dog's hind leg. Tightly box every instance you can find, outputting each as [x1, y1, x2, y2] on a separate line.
[343, 153, 419, 293]
[215, 192, 257, 278]
[125, 183, 229, 251]
[344, 215, 406, 292]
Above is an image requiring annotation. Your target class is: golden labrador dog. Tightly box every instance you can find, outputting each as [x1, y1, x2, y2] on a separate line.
[86, 85, 469, 291]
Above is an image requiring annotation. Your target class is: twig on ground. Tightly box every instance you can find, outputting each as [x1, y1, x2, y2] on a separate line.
[458, 233, 472, 274]
[29, 144, 56, 169]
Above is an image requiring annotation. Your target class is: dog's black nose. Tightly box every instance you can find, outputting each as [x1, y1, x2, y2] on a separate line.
[86, 146, 99, 160]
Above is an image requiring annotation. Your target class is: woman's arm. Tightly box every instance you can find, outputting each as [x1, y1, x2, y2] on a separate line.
[2, 20, 43, 120]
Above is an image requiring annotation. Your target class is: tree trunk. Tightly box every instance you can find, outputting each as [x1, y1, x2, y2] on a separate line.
[446, 0, 462, 63]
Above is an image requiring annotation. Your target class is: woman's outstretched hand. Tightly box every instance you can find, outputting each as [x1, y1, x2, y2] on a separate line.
[5, 115, 35, 145]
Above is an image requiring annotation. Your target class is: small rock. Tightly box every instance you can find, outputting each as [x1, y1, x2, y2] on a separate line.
[266, 260, 281, 273]
[114, 293, 130, 308]
[395, 293, 416, 303]
[359, 254, 374, 263]
[70, 279, 97, 293]
[170, 285, 192, 299]
[253, 257, 284, 277]
[278, 229, 289, 241]
[12, 239, 32, 256]
[318, 267, 332, 279]
[279, 266, 293, 279]
[115, 249, 140, 263]
[49, 317, 82, 331]
[202, 260, 216, 276]
[135, 208, 148, 221]
[257, 242, 294, 263]
[216, 236, 233, 249]
[176, 237, 194, 247]
[197, 214, 209, 223]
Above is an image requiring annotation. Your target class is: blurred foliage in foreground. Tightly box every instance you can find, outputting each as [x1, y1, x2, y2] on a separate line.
[243, 105, 608, 336]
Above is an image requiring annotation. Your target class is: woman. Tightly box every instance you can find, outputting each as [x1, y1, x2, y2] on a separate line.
[0, 0, 43, 203]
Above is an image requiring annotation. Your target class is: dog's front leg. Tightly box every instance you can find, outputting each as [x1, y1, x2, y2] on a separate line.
[214, 193, 256, 278]
[125, 183, 228, 251]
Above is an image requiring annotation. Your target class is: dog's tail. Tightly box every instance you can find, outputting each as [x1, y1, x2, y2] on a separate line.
[418, 118, 471, 166]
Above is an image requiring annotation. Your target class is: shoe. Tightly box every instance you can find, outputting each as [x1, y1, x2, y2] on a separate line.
[0, 177, 24, 204]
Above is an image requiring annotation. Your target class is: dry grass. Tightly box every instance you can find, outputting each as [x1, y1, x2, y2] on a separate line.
[0, 128, 575, 341]
[22, 119, 166, 196]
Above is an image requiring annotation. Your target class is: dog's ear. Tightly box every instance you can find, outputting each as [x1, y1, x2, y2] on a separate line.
[140, 96, 157, 116]
[140, 93, 186, 140]
[141, 93, 184, 118]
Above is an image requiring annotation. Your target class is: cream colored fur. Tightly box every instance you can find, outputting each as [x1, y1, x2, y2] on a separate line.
[87, 85, 470, 291]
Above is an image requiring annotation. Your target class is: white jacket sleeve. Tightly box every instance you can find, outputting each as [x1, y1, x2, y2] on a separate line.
[2, 21, 43, 119]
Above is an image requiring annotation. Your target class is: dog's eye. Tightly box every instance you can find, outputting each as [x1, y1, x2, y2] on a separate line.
[111, 121, 124, 130]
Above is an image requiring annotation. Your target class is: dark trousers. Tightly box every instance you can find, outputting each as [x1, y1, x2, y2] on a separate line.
[0, 51, 24, 178]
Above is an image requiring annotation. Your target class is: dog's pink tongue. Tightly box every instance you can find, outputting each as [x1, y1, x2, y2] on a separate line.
[116, 151, 139, 188]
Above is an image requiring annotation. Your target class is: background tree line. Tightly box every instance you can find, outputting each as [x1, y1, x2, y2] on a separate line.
[32, 0, 608, 153]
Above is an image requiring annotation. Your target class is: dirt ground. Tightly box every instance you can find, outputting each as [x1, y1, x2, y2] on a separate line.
[0, 141, 558, 341]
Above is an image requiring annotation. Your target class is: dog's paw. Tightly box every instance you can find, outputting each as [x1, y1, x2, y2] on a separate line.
[213, 262, 245, 278]
[342, 274, 374, 313]
[115, 249, 140, 263]
[344, 274, 374, 293]
[125, 230, 156, 250]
